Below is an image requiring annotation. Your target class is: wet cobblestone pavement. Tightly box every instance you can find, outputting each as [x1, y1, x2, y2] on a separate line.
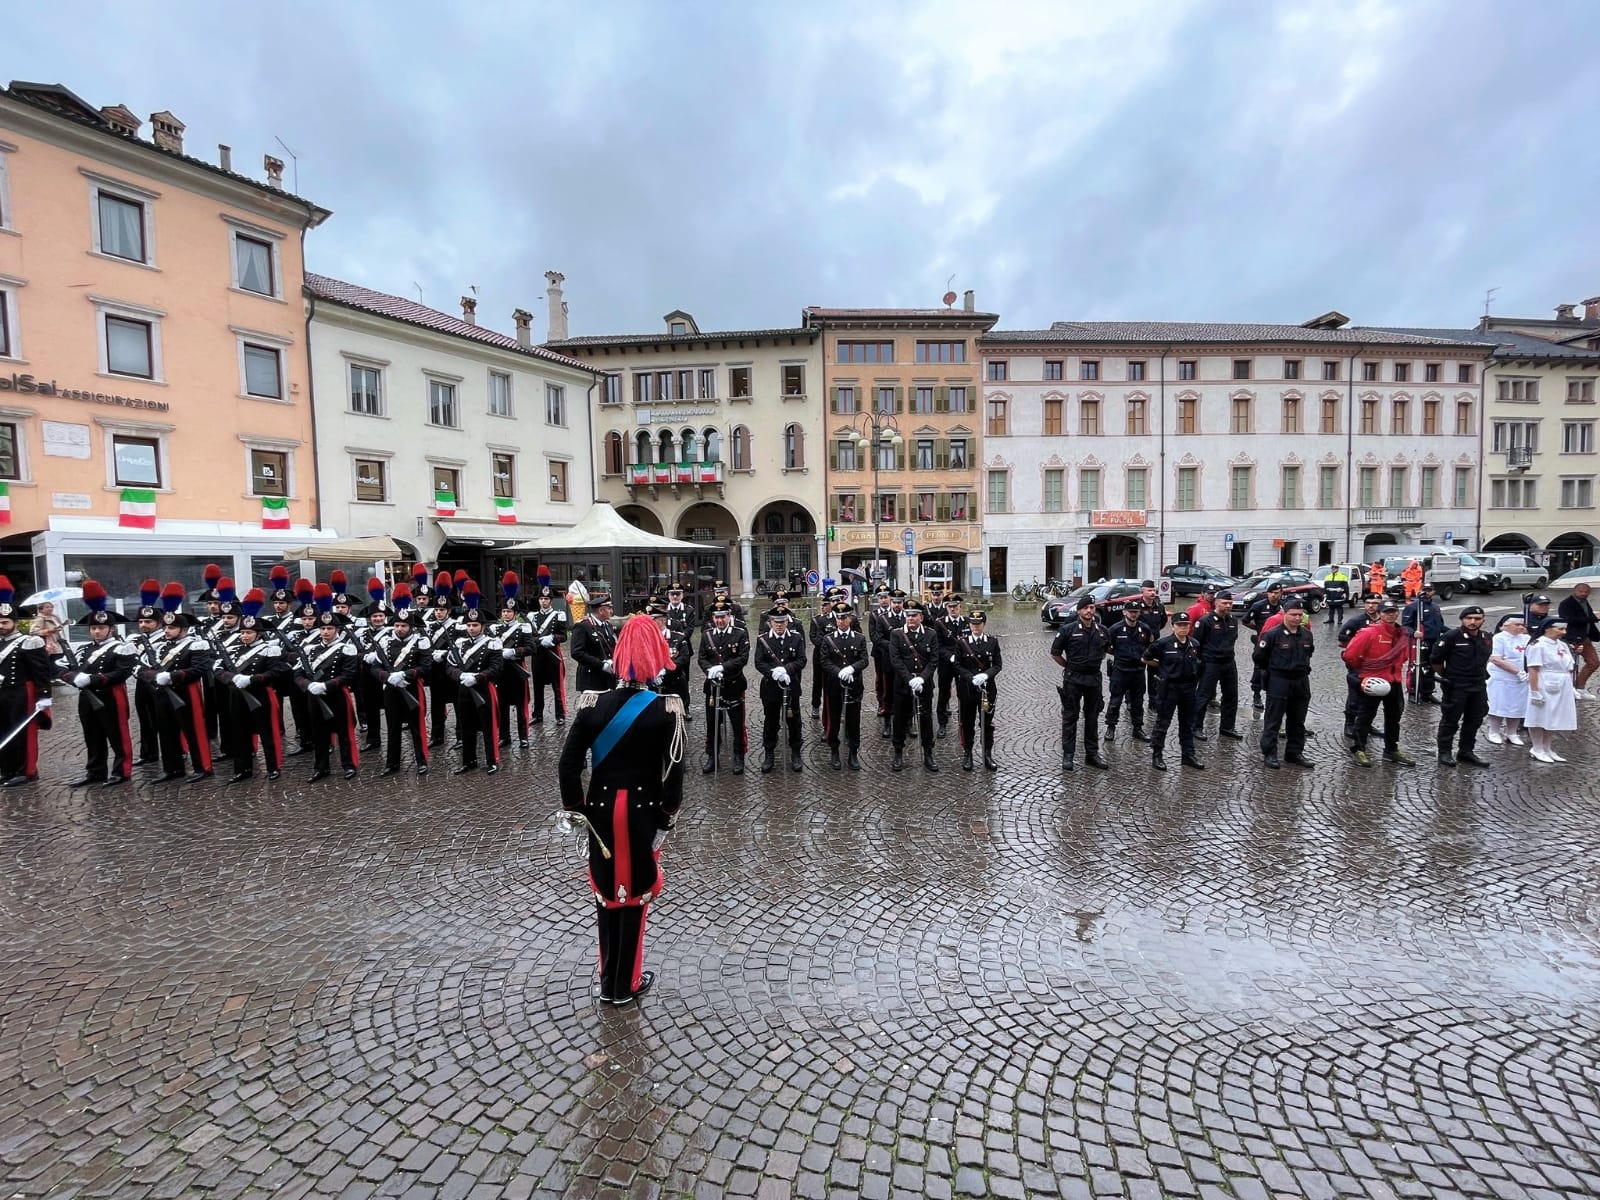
[3, 606, 1599, 1199]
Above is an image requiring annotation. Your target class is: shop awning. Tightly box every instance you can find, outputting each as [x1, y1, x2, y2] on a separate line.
[279, 534, 404, 562]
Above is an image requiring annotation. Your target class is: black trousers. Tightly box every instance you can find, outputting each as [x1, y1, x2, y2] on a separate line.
[1437, 681, 1488, 754]
[1197, 660, 1238, 732]
[1059, 678, 1103, 757]
[823, 678, 863, 749]
[531, 653, 567, 721]
[1150, 684, 1199, 757]
[1412, 645, 1438, 700]
[429, 662, 454, 744]
[455, 683, 499, 767]
[810, 645, 825, 712]
[937, 659, 956, 726]
[357, 669, 383, 747]
[1260, 686, 1310, 757]
[0, 688, 37, 780]
[873, 649, 893, 717]
[759, 676, 802, 752]
[383, 682, 429, 770]
[892, 681, 934, 750]
[1105, 666, 1146, 731]
[134, 680, 158, 760]
[156, 682, 211, 775]
[286, 686, 311, 750]
[957, 682, 996, 753]
[497, 666, 530, 743]
[78, 689, 133, 781]
[596, 904, 647, 1001]
[1325, 600, 1346, 627]
[1352, 688, 1404, 752]
[308, 688, 357, 772]
[703, 685, 748, 755]
[1343, 672, 1362, 737]
[229, 685, 282, 774]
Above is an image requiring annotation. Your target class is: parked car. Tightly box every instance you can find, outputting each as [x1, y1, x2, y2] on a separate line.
[1042, 578, 1144, 625]
[1478, 553, 1549, 589]
[1229, 572, 1326, 612]
[1453, 552, 1501, 594]
[1161, 564, 1238, 597]
[1552, 564, 1600, 587]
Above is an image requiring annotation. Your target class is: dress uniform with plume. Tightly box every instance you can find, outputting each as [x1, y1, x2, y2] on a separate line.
[558, 613, 686, 1006]
[374, 586, 432, 775]
[697, 600, 749, 774]
[952, 607, 1001, 771]
[494, 573, 534, 748]
[527, 585, 570, 723]
[62, 580, 137, 787]
[223, 596, 292, 782]
[753, 600, 806, 774]
[139, 585, 215, 781]
[295, 598, 360, 780]
[447, 591, 504, 773]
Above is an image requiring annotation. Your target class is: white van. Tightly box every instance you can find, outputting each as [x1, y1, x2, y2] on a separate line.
[1378, 551, 1463, 601]
[1478, 553, 1548, 589]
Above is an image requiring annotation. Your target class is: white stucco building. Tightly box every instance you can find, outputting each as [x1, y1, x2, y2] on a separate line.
[977, 318, 1495, 591]
[306, 274, 598, 579]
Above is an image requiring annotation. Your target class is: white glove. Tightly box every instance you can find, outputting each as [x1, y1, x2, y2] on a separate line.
[972, 672, 988, 687]
[432, 650, 446, 662]
[540, 635, 555, 648]
[387, 670, 407, 687]
[364, 652, 379, 664]
[773, 668, 790, 686]
[1529, 692, 1545, 706]
[1517, 670, 1529, 683]
[909, 676, 924, 693]
[838, 666, 855, 683]
[459, 672, 477, 688]
[707, 665, 724, 681]
[34, 698, 51, 713]
[155, 672, 172, 686]
[308, 681, 327, 695]
[653, 669, 667, 686]
[502, 647, 518, 659]
[601, 658, 614, 674]
[232, 674, 251, 689]
[72, 672, 92, 689]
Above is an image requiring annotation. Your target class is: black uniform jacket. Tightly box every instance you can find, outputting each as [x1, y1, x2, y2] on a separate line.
[818, 628, 870, 683]
[570, 615, 617, 692]
[888, 625, 941, 688]
[697, 625, 750, 693]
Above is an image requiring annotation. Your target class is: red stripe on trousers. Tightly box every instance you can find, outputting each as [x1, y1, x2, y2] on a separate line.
[187, 681, 212, 771]
[415, 682, 429, 763]
[266, 686, 283, 769]
[112, 687, 132, 777]
[556, 655, 567, 716]
[23, 682, 37, 778]
[343, 692, 359, 769]
[485, 683, 499, 765]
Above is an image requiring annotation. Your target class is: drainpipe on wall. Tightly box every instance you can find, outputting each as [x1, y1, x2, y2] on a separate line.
[303, 268, 325, 533]
[1344, 348, 1361, 562]
[584, 379, 598, 504]
[1474, 350, 1489, 552]
[1157, 346, 1170, 572]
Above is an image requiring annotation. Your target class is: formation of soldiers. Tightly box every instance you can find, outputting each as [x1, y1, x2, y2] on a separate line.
[1, 563, 573, 788]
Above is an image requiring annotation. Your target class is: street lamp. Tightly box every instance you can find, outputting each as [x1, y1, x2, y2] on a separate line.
[846, 413, 903, 589]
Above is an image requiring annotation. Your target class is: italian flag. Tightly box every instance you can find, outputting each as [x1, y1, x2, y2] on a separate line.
[494, 497, 516, 525]
[0, 482, 10, 525]
[119, 488, 157, 530]
[261, 496, 290, 530]
[434, 489, 456, 517]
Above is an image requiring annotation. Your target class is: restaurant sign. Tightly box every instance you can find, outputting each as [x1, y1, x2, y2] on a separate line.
[1089, 509, 1147, 528]
[0, 373, 170, 413]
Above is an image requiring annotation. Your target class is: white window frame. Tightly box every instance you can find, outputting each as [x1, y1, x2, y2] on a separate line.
[232, 326, 292, 402]
[0, 273, 22, 361]
[425, 371, 464, 429]
[488, 370, 514, 418]
[91, 294, 165, 382]
[344, 355, 386, 418]
[0, 141, 14, 233]
[546, 453, 573, 503]
[223, 216, 285, 301]
[1561, 421, 1595, 455]
[490, 449, 517, 499]
[238, 434, 300, 499]
[0, 407, 34, 484]
[83, 169, 159, 269]
[349, 448, 394, 505]
[96, 417, 175, 493]
[545, 382, 566, 427]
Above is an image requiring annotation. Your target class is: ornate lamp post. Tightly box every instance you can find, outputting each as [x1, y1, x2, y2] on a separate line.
[846, 413, 903, 588]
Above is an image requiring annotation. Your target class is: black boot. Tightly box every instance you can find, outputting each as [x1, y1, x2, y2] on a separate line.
[922, 749, 939, 773]
[1084, 751, 1109, 770]
[701, 753, 715, 775]
[962, 749, 974, 772]
[983, 747, 998, 771]
[830, 747, 842, 770]
[731, 753, 744, 775]
[891, 748, 904, 772]
[881, 716, 892, 739]
[1131, 727, 1150, 743]
[1103, 725, 1117, 742]
[760, 748, 775, 774]
[1152, 753, 1167, 771]
[1181, 754, 1206, 770]
[1062, 754, 1076, 773]
[790, 750, 803, 772]
[846, 747, 861, 771]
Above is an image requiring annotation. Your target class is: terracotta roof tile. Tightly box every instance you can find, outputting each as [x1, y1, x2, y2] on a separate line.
[982, 321, 1493, 348]
[549, 327, 814, 348]
[305, 274, 597, 372]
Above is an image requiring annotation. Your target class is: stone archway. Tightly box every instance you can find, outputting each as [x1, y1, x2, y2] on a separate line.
[617, 504, 663, 535]
[750, 500, 818, 596]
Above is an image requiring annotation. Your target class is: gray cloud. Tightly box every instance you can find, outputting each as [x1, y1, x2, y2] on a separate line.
[9, 0, 1599, 338]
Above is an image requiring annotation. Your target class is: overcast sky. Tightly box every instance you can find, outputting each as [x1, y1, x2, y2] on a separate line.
[10, 1, 1600, 340]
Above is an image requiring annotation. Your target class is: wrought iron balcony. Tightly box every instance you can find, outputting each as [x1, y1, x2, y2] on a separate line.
[1507, 446, 1534, 471]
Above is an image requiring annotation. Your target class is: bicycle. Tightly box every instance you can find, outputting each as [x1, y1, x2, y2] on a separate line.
[1010, 577, 1045, 603]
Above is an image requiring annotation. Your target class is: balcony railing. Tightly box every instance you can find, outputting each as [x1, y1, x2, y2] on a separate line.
[627, 461, 723, 486]
[1507, 446, 1534, 471]
[1358, 507, 1420, 525]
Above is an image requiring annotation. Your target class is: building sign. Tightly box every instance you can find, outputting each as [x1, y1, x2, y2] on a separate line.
[51, 492, 93, 509]
[0, 373, 171, 413]
[1089, 509, 1147, 528]
[41, 421, 92, 459]
[635, 406, 718, 423]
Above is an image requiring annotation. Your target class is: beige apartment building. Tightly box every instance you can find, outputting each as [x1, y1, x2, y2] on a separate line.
[803, 299, 997, 595]
[547, 296, 824, 605]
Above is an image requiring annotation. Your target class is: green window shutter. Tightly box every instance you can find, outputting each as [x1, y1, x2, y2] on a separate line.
[896, 445, 906, 471]
[935, 439, 949, 470]
[898, 495, 907, 523]
[894, 386, 904, 414]
[829, 441, 839, 470]
[935, 386, 949, 413]
[829, 495, 839, 524]
[829, 387, 840, 414]
[936, 492, 949, 522]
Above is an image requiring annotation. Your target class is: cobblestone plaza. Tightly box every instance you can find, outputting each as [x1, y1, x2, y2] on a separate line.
[2, 608, 1598, 1199]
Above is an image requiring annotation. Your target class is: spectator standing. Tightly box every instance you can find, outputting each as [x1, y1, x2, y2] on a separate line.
[1556, 582, 1598, 698]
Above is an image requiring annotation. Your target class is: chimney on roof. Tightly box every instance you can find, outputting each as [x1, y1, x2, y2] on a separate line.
[460, 296, 477, 325]
[513, 309, 533, 348]
[218, 144, 232, 172]
[545, 271, 568, 342]
[1585, 297, 1600, 322]
[100, 105, 140, 137]
[1556, 303, 1578, 322]
[263, 154, 284, 189]
[149, 111, 184, 154]
[962, 289, 975, 312]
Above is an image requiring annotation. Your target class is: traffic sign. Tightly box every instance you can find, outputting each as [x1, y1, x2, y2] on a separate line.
[1223, 533, 1235, 549]
[1443, 531, 1454, 545]
[902, 528, 915, 554]
[805, 569, 819, 587]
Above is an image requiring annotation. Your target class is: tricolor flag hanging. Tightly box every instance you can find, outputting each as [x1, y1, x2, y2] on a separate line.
[261, 496, 290, 530]
[434, 489, 457, 517]
[0, 482, 10, 525]
[118, 488, 157, 530]
[494, 497, 516, 525]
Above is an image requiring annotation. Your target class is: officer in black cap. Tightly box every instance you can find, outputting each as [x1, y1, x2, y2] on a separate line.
[570, 592, 617, 694]
[817, 600, 868, 770]
[223, 615, 292, 782]
[754, 604, 806, 773]
[140, 608, 216, 782]
[888, 599, 942, 772]
[1144, 611, 1205, 772]
[63, 584, 138, 788]
[951, 607, 1001, 771]
[1253, 599, 1314, 769]
[1243, 581, 1285, 709]
[1430, 604, 1493, 766]
[447, 606, 505, 774]
[870, 587, 907, 738]
[1050, 596, 1111, 771]
[295, 610, 360, 781]
[1104, 599, 1152, 743]
[697, 599, 749, 773]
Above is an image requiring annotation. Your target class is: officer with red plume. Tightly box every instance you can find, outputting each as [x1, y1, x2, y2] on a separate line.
[0, 575, 54, 787]
[446, 583, 503, 773]
[139, 583, 216, 781]
[558, 613, 686, 1006]
[494, 571, 534, 749]
[223, 591, 292, 782]
[527, 584, 569, 724]
[130, 579, 163, 764]
[62, 580, 138, 787]
[373, 585, 432, 775]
